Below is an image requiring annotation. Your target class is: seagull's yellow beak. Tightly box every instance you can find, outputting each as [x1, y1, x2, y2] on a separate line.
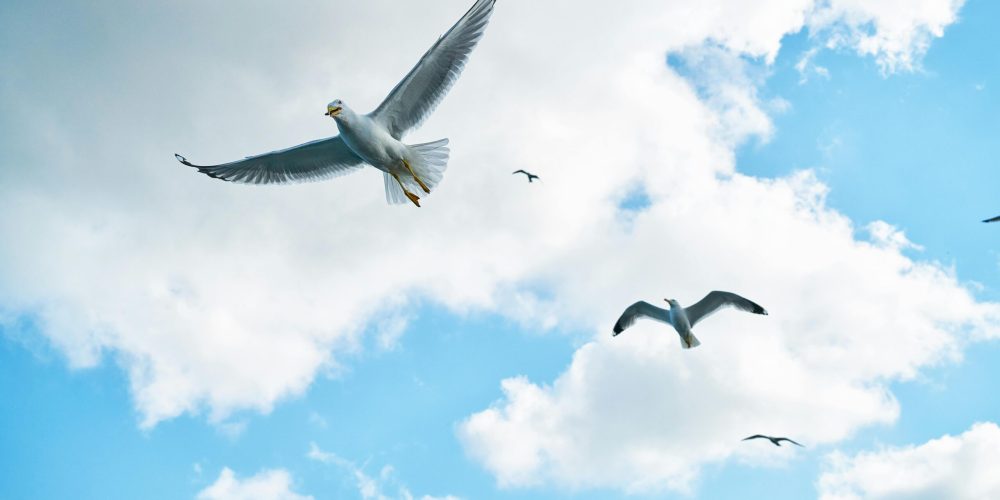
[325, 105, 343, 117]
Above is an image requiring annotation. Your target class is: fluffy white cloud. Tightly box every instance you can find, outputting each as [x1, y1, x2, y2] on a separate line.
[197, 468, 312, 500]
[457, 171, 999, 491]
[818, 422, 1000, 499]
[809, 0, 966, 73]
[0, 0, 979, 470]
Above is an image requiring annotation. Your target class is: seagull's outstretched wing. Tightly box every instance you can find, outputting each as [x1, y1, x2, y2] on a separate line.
[613, 301, 671, 336]
[776, 438, 804, 447]
[371, 0, 495, 139]
[513, 170, 529, 175]
[984, 215, 1000, 223]
[742, 435, 768, 442]
[685, 291, 767, 327]
[176, 136, 366, 184]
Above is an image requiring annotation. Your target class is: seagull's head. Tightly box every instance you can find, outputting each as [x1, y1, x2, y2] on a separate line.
[325, 99, 345, 118]
[664, 299, 680, 308]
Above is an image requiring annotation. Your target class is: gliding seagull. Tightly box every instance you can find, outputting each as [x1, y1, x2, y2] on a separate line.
[742, 435, 803, 447]
[512, 170, 540, 183]
[612, 291, 768, 349]
[176, 0, 496, 207]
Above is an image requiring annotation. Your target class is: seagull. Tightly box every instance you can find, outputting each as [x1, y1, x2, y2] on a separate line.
[175, 0, 496, 207]
[984, 215, 1000, 223]
[512, 170, 540, 183]
[612, 291, 767, 349]
[742, 435, 803, 447]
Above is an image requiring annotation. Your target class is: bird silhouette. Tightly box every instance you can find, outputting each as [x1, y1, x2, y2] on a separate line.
[984, 215, 1000, 223]
[512, 170, 540, 183]
[742, 435, 803, 447]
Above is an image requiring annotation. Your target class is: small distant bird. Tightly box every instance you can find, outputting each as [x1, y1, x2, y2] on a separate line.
[984, 215, 1000, 223]
[612, 291, 767, 348]
[176, 0, 496, 207]
[742, 435, 803, 447]
[512, 170, 540, 183]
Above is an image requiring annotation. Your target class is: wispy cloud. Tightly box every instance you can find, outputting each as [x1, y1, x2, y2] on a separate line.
[307, 412, 328, 429]
[307, 443, 459, 500]
[796, 47, 831, 84]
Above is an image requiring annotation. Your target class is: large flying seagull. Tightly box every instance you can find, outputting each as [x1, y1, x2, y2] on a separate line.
[176, 0, 496, 207]
[613, 291, 768, 349]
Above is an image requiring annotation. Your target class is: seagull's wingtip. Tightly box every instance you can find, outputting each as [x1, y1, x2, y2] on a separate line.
[174, 153, 194, 167]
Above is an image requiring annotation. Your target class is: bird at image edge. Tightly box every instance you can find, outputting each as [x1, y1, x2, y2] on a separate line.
[175, 0, 496, 207]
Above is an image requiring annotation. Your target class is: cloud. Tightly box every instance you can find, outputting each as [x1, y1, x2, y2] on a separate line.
[0, 0, 978, 439]
[307, 443, 459, 500]
[796, 47, 831, 84]
[457, 177, 999, 491]
[196, 468, 312, 500]
[307, 411, 328, 429]
[808, 0, 966, 74]
[818, 422, 1000, 499]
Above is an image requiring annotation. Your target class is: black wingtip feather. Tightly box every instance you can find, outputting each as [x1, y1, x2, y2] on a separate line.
[745, 298, 768, 316]
[175, 153, 234, 182]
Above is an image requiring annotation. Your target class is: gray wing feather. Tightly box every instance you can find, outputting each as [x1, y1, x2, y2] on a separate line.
[778, 438, 804, 447]
[613, 301, 671, 336]
[176, 136, 366, 185]
[685, 291, 767, 327]
[370, 0, 495, 138]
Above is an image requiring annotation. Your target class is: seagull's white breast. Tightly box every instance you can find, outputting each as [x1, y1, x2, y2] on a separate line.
[336, 114, 407, 173]
[671, 307, 691, 334]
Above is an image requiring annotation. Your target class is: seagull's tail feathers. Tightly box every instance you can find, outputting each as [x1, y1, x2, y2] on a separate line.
[408, 138, 450, 188]
[681, 334, 701, 349]
[383, 138, 450, 205]
[383, 172, 409, 205]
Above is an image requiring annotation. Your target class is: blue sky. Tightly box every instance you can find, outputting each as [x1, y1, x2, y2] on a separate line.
[2, 1, 1000, 499]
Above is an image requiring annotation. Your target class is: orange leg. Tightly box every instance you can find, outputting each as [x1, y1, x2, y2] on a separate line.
[403, 159, 431, 194]
[391, 172, 421, 207]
